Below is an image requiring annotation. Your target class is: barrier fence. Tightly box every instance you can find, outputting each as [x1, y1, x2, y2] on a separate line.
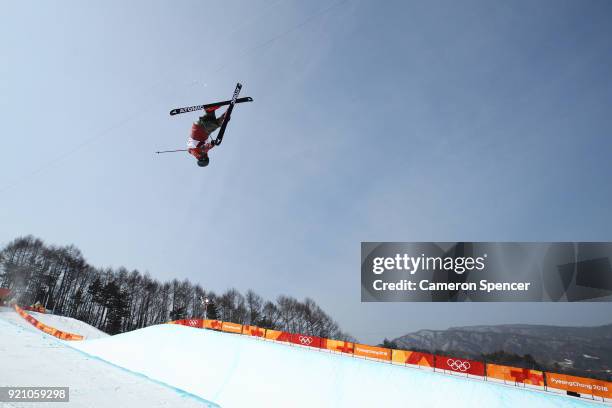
[392, 350, 434, 368]
[435, 355, 485, 377]
[14, 303, 607, 402]
[242, 325, 266, 338]
[12, 304, 610, 403]
[354, 343, 392, 362]
[486, 363, 544, 387]
[322, 339, 354, 354]
[166, 317, 612, 404]
[14, 304, 84, 341]
[546, 372, 612, 400]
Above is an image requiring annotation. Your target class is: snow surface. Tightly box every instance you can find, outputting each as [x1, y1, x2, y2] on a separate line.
[27, 310, 108, 339]
[0, 308, 217, 408]
[0, 306, 108, 340]
[1, 306, 605, 407]
[71, 323, 603, 408]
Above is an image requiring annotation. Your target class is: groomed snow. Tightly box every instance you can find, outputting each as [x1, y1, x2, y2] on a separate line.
[72, 323, 602, 408]
[28, 310, 109, 340]
[1, 306, 605, 408]
[0, 308, 217, 408]
[0, 306, 108, 340]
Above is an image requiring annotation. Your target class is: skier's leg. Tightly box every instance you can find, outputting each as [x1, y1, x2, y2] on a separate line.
[204, 109, 217, 120]
[217, 111, 228, 127]
[196, 110, 216, 125]
[191, 123, 210, 143]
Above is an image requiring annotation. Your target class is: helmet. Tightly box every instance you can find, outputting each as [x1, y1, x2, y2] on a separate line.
[197, 155, 210, 167]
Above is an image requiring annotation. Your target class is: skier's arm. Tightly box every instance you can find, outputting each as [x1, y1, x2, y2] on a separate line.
[187, 139, 213, 159]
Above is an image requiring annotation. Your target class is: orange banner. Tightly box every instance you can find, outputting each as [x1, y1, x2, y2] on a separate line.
[203, 319, 222, 330]
[14, 304, 84, 341]
[486, 363, 544, 386]
[24, 305, 46, 313]
[546, 372, 612, 399]
[321, 339, 354, 354]
[392, 350, 434, 367]
[264, 329, 291, 342]
[221, 321, 243, 334]
[354, 343, 391, 361]
[242, 325, 266, 337]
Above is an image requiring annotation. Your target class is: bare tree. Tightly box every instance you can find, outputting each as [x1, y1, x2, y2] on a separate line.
[0, 235, 353, 341]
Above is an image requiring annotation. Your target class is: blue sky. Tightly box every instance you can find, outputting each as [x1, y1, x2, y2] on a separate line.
[1, 0, 611, 343]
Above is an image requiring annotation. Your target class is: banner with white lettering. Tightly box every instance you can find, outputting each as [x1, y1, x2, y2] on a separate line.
[361, 242, 612, 302]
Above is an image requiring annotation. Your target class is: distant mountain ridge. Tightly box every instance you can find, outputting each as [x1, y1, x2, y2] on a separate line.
[391, 323, 612, 380]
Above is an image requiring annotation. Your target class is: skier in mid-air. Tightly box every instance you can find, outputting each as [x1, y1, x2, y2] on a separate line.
[159, 83, 249, 167]
[187, 107, 229, 167]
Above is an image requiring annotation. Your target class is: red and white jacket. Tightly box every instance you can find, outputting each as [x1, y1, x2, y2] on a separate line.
[187, 123, 214, 160]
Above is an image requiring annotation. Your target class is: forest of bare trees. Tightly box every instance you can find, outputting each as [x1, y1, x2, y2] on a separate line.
[0, 235, 353, 340]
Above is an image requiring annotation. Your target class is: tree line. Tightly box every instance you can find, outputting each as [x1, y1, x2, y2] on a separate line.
[0, 235, 353, 340]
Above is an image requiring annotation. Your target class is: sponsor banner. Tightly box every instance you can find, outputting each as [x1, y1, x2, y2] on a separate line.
[546, 372, 612, 399]
[354, 344, 391, 361]
[321, 339, 354, 354]
[435, 355, 485, 376]
[204, 319, 222, 330]
[392, 350, 434, 367]
[289, 333, 322, 348]
[591, 378, 612, 399]
[362, 242, 612, 302]
[13, 305, 84, 341]
[486, 363, 544, 386]
[242, 325, 265, 337]
[264, 329, 291, 342]
[221, 322, 243, 334]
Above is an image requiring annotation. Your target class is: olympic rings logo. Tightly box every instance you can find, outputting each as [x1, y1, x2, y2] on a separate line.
[188, 320, 198, 326]
[299, 336, 313, 345]
[447, 359, 471, 372]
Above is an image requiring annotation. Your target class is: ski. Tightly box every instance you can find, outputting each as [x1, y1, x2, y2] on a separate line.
[169, 96, 253, 116]
[212, 83, 242, 146]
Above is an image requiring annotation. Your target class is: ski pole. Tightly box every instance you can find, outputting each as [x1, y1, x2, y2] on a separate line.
[155, 149, 188, 154]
